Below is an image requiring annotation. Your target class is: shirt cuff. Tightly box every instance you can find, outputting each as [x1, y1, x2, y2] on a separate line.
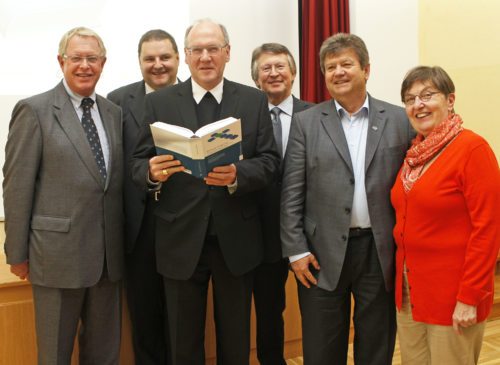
[147, 171, 162, 191]
[227, 178, 238, 194]
[289, 252, 311, 263]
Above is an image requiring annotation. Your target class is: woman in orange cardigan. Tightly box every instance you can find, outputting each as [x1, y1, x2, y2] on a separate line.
[391, 66, 500, 364]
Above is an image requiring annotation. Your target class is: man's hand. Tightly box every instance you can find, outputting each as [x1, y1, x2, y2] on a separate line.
[204, 163, 237, 186]
[452, 301, 477, 335]
[10, 261, 29, 280]
[290, 254, 320, 288]
[149, 155, 184, 182]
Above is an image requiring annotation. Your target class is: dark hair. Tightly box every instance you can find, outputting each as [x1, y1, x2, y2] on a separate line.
[401, 66, 455, 102]
[319, 33, 369, 73]
[138, 29, 178, 56]
[250, 43, 297, 82]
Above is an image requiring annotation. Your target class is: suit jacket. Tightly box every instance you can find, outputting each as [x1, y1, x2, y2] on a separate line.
[131, 78, 280, 280]
[107, 80, 149, 253]
[280, 95, 414, 291]
[258, 96, 313, 263]
[3, 81, 124, 288]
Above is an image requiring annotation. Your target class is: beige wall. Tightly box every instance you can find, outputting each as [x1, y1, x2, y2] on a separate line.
[419, 0, 500, 157]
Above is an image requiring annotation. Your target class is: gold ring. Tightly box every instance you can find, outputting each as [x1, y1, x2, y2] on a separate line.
[162, 169, 169, 176]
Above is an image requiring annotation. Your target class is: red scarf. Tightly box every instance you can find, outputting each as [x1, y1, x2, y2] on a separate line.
[401, 113, 463, 193]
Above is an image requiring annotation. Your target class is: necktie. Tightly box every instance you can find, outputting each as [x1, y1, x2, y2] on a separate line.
[197, 92, 218, 127]
[270, 107, 283, 158]
[81, 97, 107, 179]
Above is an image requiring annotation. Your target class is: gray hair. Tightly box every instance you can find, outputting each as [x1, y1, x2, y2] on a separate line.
[250, 43, 297, 83]
[58, 27, 106, 57]
[184, 18, 230, 48]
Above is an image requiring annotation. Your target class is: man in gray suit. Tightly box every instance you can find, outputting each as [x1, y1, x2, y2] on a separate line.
[251, 42, 313, 365]
[281, 33, 414, 365]
[108, 29, 180, 365]
[3, 27, 123, 364]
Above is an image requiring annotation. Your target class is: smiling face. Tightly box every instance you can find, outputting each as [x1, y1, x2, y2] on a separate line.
[404, 81, 455, 137]
[57, 35, 106, 97]
[140, 39, 179, 90]
[323, 48, 369, 111]
[255, 52, 295, 105]
[184, 22, 230, 90]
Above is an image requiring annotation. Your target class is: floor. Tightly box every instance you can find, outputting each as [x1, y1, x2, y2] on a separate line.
[287, 318, 500, 364]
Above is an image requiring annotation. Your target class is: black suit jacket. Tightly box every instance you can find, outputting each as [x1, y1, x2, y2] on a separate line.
[107, 81, 148, 253]
[131, 78, 280, 279]
[258, 96, 314, 263]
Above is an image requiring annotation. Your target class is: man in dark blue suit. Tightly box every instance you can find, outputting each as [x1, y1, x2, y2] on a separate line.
[107, 29, 180, 365]
[251, 43, 313, 365]
[131, 20, 280, 365]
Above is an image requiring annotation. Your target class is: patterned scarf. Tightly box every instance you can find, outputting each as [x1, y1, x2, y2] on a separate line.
[401, 113, 463, 193]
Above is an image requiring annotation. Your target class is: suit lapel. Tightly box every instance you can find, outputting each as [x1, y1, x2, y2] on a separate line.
[292, 96, 311, 114]
[96, 95, 116, 190]
[176, 79, 199, 132]
[365, 96, 387, 171]
[53, 82, 104, 187]
[220, 79, 239, 118]
[319, 101, 353, 172]
[128, 82, 146, 129]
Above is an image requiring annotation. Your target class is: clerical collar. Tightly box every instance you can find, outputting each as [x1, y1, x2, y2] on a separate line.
[191, 78, 224, 104]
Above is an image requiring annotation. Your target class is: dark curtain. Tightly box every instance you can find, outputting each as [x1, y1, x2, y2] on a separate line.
[299, 0, 350, 103]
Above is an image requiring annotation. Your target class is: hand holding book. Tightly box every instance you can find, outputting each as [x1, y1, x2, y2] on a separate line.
[149, 117, 243, 179]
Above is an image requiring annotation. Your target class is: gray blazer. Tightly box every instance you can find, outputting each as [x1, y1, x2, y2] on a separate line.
[3, 81, 124, 288]
[280, 95, 414, 291]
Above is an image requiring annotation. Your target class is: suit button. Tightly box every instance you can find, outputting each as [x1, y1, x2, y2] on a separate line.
[349, 178, 355, 185]
[341, 235, 347, 241]
[344, 207, 351, 214]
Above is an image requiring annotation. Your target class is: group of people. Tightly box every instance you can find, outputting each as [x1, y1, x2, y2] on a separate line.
[3, 17, 499, 365]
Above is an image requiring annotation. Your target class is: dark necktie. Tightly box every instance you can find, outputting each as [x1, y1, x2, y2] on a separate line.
[270, 107, 283, 158]
[81, 97, 107, 179]
[197, 92, 218, 127]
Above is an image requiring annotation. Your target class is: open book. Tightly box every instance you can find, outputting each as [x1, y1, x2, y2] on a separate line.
[150, 117, 243, 178]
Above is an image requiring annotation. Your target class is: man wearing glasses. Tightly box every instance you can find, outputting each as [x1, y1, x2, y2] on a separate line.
[107, 29, 180, 365]
[3, 27, 124, 363]
[250, 42, 313, 365]
[131, 19, 280, 365]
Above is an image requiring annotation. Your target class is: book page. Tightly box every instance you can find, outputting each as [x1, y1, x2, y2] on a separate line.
[151, 121, 194, 139]
[194, 117, 237, 137]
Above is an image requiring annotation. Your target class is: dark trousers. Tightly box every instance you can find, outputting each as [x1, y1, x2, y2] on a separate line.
[32, 275, 121, 365]
[253, 259, 289, 365]
[125, 203, 169, 365]
[163, 236, 253, 365]
[298, 231, 396, 365]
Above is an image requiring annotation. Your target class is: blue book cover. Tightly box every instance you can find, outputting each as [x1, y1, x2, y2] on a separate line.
[150, 117, 243, 178]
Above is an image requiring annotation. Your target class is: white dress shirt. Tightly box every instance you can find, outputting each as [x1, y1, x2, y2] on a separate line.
[63, 79, 110, 172]
[289, 96, 371, 263]
[268, 94, 293, 154]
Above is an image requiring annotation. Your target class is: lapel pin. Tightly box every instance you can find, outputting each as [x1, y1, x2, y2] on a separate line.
[371, 125, 378, 131]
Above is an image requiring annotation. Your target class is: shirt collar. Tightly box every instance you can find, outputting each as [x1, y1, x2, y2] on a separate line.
[334, 95, 369, 118]
[191, 78, 224, 104]
[268, 94, 293, 116]
[144, 78, 180, 94]
[62, 78, 97, 109]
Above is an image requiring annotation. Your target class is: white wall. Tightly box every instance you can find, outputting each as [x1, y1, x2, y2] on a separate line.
[350, 0, 418, 105]
[187, 0, 300, 95]
[0, 0, 417, 218]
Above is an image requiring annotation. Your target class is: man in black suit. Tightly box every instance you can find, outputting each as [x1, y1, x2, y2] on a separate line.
[131, 19, 280, 365]
[107, 29, 180, 365]
[250, 43, 313, 365]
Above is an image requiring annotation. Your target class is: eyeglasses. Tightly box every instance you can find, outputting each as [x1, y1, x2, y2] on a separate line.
[260, 64, 288, 74]
[186, 44, 227, 57]
[63, 54, 102, 65]
[403, 91, 440, 106]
